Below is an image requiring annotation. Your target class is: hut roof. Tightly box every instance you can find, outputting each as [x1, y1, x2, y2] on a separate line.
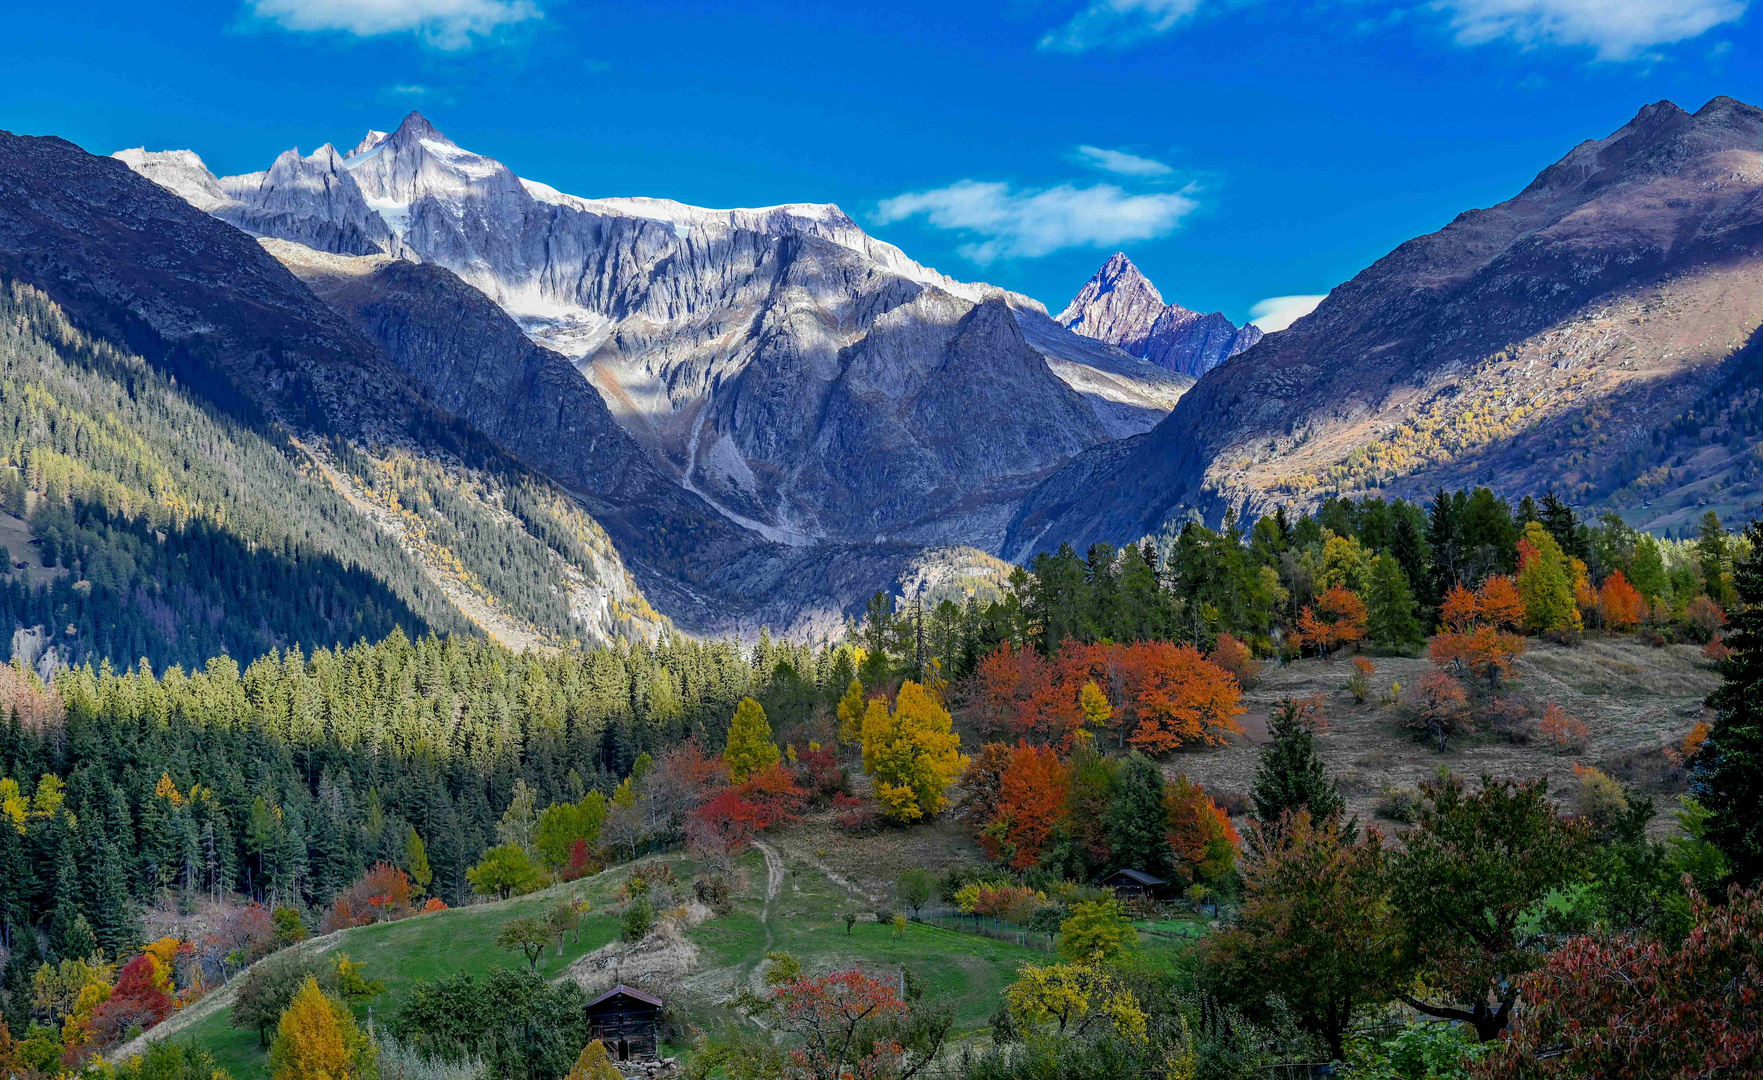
[1103, 868, 1167, 887]
[587, 984, 664, 1009]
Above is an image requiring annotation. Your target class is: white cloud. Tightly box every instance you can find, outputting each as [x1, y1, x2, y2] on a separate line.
[246, 0, 541, 48]
[1075, 145, 1175, 177]
[1040, 0, 1208, 52]
[874, 179, 1199, 262]
[1435, 0, 1746, 60]
[1248, 294, 1326, 332]
[1038, 0, 1744, 59]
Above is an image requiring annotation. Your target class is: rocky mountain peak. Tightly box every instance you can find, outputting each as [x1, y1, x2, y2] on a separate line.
[1057, 252, 1260, 379]
[390, 111, 449, 146]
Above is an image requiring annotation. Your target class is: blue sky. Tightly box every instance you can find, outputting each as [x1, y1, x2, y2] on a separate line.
[3, 0, 1757, 326]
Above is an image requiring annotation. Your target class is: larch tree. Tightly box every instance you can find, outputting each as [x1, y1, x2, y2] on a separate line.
[723, 697, 780, 783]
[268, 977, 374, 1080]
[1517, 523, 1580, 633]
[860, 681, 966, 824]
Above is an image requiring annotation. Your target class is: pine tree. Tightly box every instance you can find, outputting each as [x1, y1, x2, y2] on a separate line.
[1251, 699, 1344, 826]
[722, 697, 780, 783]
[1697, 519, 1763, 885]
[1367, 553, 1423, 651]
[1105, 753, 1172, 878]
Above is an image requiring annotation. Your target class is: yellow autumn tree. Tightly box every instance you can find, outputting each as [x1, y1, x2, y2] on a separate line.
[269, 977, 375, 1080]
[1078, 682, 1112, 739]
[564, 1040, 623, 1080]
[1004, 961, 1148, 1044]
[723, 697, 781, 782]
[835, 679, 867, 747]
[860, 681, 967, 823]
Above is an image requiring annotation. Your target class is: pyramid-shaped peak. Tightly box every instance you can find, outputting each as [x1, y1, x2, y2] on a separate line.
[392, 111, 451, 145]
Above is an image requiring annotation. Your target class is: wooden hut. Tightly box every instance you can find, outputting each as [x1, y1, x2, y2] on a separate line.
[1099, 868, 1167, 902]
[584, 984, 663, 1063]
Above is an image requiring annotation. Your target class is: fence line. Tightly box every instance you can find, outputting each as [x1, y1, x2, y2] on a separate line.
[913, 909, 1059, 953]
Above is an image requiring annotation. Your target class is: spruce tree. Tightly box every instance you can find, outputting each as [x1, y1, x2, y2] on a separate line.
[1105, 753, 1172, 879]
[1698, 519, 1763, 885]
[1, 917, 38, 1033]
[1252, 698, 1344, 826]
[1367, 553, 1423, 651]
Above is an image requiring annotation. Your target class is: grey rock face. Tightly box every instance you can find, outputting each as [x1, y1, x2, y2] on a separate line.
[119, 111, 1185, 556]
[1057, 252, 1262, 378]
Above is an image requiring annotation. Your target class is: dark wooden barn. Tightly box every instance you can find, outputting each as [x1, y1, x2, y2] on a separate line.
[1100, 868, 1168, 902]
[585, 984, 663, 1063]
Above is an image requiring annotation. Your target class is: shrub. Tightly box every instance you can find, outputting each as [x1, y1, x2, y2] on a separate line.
[1572, 765, 1629, 832]
[621, 898, 655, 944]
[1210, 789, 1253, 817]
[1348, 656, 1375, 704]
[1376, 785, 1425, 823]
[1401, 671, 1469, 752]
[692, 875, 733, 917]
[1537, 703, 1590, 752]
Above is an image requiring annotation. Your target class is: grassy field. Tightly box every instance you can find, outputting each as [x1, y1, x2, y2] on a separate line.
[1170, 636, 1717, 833]
[143, 839, 1188, 1077]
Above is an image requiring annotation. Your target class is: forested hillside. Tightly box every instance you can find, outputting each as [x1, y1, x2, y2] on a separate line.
[0, 282, 669, 669]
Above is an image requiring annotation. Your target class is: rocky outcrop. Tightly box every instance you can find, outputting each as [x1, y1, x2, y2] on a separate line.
[1009, 96, 1763, 556]
[1057, 252, 1262, 378]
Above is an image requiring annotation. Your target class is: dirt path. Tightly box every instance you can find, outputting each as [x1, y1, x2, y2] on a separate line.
[753, 838, 785, 912]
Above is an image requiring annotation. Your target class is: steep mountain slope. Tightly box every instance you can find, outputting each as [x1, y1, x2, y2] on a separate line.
[118, 114, 1187, 550]
[1008, 96, 1763, 557]
[1057, 252, 1262, 378]
[260, 239, 1002, 637]
[0, 128, 668, 652]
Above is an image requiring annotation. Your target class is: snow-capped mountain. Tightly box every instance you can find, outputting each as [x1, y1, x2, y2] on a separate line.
[1057, 253, 1262, 378]
[118, 112, 1189, 553]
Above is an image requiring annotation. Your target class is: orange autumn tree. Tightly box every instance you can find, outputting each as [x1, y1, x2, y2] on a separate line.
[1598, 571, 1645, 631]
[1292, 585, 1369, 660]
[1119, 641, 1245, 754]
[1430, 577, 1526, 688]
[1165, 775, 1240, 885]
[981, 742, 1071, 870]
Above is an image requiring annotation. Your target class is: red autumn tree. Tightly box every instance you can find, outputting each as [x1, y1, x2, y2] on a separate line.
[1429, 625, 1526, 688]
[981, 742, 1070, 870]
[1478, 885, 1763, 1079]
[1119, 641, 1245, 754]
[767, 968, 943, 1080]
[321, 863, 416, 932]
[1165, 775, 1240, 885]
[689, 763, 806, 857]
[971, 643, 1055, 736]
[88, 952, 176, 1045]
